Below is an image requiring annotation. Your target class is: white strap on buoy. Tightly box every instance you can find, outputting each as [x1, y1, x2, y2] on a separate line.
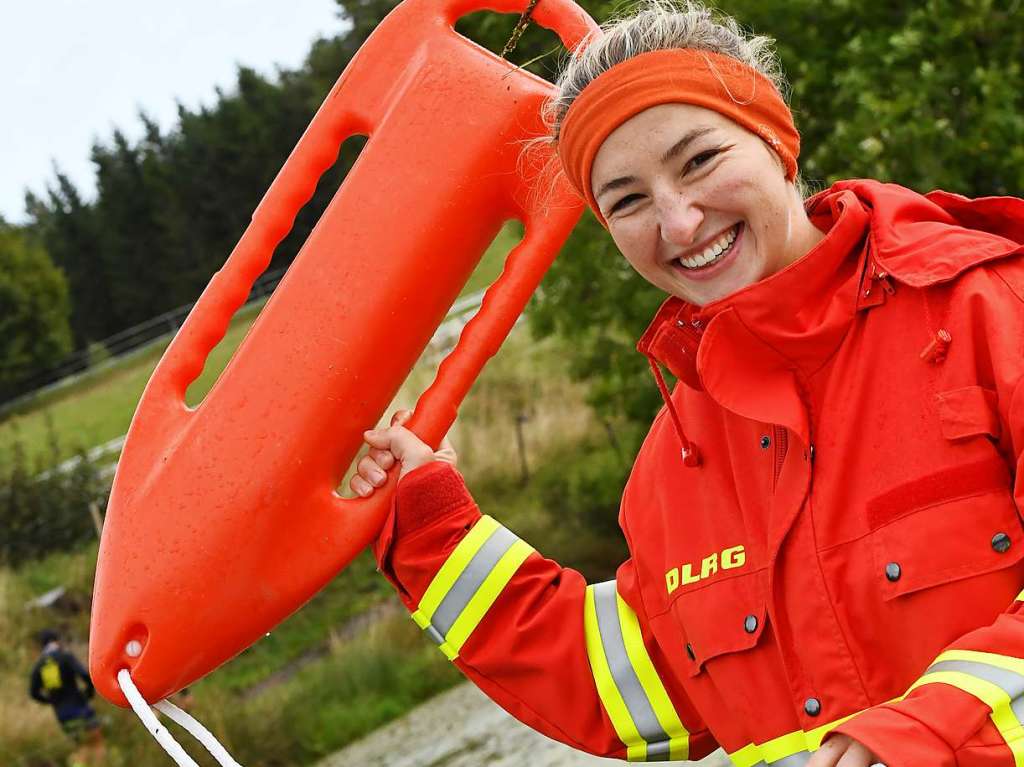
[155, 699, 244, 767]
[118, 670, 199, 767]
[118, 669, 244, 767]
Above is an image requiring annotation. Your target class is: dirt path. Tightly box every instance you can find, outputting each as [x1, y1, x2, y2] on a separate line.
[317, 682, 731, 767]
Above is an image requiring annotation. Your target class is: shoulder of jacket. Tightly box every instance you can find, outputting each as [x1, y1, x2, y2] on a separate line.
[938, 251, 1024, 307]
[987, 252, 1024, 304]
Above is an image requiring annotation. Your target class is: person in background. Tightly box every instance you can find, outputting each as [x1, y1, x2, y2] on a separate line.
[29, 628, 105, 765]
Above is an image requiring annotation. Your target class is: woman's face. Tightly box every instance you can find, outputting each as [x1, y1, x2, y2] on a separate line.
[590, 103, 812, 306]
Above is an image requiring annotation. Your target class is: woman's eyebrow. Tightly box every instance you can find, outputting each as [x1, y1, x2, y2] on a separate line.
[595, 127, 717, 201]
[595, 175, 638, 201]
[660, 126, 715, 164]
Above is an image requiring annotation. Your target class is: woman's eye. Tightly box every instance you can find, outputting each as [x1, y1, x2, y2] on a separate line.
[686, 149, 719, 172]
[610, 193, 643, 214]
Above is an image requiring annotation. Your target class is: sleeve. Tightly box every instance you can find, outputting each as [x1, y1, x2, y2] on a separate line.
[29, 663, 48, 704]
[832, 373, 1024, 767]
[69, 653, 95, 699]
[373, 460, 718, 762]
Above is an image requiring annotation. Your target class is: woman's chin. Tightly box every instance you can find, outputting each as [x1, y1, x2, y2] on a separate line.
[668, 256, 761, 306]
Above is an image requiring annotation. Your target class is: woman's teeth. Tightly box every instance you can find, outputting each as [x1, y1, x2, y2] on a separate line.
[676, 224, 739, 270]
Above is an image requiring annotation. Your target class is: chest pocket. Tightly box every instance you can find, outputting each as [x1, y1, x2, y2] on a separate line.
[671, 569, 768, 678]
[868, 457, 1024, 600]
[936, 385, 1002, 443]
[40, 658, 62, 691]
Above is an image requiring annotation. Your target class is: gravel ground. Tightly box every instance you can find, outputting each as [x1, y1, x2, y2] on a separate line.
[317, 682, 731, 767]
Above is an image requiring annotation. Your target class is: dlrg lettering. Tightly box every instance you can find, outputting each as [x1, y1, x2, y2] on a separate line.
[665, 545, 746, 594]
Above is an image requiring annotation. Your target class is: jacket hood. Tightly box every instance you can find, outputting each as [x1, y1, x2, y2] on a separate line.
[825, 180, 1024, 287]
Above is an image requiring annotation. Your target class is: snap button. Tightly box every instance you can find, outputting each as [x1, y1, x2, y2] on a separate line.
[804, 697, 821, 717]
[759, 435, 771, 449]
[685, 642, 696, 661]
[743, 614, 758, 634]
[885, 562, 902, 582]
[992, 532, 1012, 554]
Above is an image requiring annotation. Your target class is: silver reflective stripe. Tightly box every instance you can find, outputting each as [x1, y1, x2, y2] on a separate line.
[768, 753, 811, 766]
[592, 581, 672, 753]
[424, 624, 445, 646]
[430, 526, 517, 637]
[927, 659, 1024, 722]
[645, 740, 672, 761]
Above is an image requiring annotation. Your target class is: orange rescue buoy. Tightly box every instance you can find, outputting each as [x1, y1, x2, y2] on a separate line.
[89, 0, 597, 706]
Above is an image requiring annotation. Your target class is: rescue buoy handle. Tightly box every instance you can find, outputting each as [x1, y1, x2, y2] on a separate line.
[148, 0, 596, 433]
[149, 104, 367, 424]
[431, 0, 596, 52]
[141, 0, 593, 533]
[330, 198, 580, 534]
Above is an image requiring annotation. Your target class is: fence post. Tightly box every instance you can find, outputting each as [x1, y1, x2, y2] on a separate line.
[515, 413, 530, 485]
[89, 501, 104, 539]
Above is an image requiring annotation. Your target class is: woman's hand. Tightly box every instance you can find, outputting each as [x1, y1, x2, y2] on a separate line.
[806, 734, 880, 767]
[350, 410, 457, 497]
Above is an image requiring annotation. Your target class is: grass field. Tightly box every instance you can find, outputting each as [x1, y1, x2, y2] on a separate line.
[0, 223, 523, 466]
[0, 315, 625, 766]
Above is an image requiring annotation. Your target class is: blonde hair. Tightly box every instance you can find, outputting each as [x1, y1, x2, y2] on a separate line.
[545, 0, 787, 142]
[523, 0, 806, 204]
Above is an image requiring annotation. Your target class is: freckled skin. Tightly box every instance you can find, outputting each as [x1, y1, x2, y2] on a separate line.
[590, 103, 825, 307]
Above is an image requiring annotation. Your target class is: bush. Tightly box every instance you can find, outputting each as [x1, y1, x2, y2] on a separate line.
[0, 419, 107, 567]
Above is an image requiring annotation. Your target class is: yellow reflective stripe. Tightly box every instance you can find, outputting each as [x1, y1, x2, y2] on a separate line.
[413, 515, 500, 623]
[804, 708, 864, 748]
[444, 539, 534, 658]
[726, 698, 903, 767]
[728, 743, 763, 767]
[938, 649, 1024, 678]
[910, 671, 1024, 766]
[759, 729, 810, 763]
[616, 593, 690, 761]
[584, 586, 646, 760]
[1017, 588, 1024, 602]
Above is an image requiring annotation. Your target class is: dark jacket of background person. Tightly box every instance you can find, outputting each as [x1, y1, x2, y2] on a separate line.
[29, 644, 96, 721]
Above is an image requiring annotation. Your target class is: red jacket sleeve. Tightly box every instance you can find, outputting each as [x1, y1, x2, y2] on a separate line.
[374, 461, 718, 761]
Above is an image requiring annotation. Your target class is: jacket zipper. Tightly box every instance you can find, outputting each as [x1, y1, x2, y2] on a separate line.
[772, 425, 788, 491]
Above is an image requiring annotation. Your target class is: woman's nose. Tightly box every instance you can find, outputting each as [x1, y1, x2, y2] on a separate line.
[657, 194, 704, 246]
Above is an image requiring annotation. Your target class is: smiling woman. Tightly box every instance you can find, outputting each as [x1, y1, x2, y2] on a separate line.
[587, 102, 822, 305]
[354, 2, 1024, 767]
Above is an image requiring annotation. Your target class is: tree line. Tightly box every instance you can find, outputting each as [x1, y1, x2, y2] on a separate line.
[2, 0, 1021, 420]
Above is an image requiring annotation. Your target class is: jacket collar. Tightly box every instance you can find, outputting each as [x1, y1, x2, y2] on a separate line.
[638, 185, 871, 387]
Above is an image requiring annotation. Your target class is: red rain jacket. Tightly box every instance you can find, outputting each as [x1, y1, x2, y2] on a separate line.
[375, 179, 1024, 766]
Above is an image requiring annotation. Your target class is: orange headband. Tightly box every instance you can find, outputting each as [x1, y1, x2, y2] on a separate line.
[557, 48, 800, 225]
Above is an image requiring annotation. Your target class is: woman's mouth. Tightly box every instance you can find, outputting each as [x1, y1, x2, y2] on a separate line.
[672, 223, 743, 274]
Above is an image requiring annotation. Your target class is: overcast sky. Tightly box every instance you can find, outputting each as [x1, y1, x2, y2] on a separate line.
[1, 0, 347, 224]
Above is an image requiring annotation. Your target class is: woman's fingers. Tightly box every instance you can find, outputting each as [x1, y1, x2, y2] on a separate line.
[807, 736, 877, 767]
[357, 454, 387, 486]
[806, 738, 845, 767]
[357, 410, 457, 492]
[364, 424, 435, 479]
[836, 742, 876, 767]
[350, 474, 374, 497]
[368, 447, 395, 470]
